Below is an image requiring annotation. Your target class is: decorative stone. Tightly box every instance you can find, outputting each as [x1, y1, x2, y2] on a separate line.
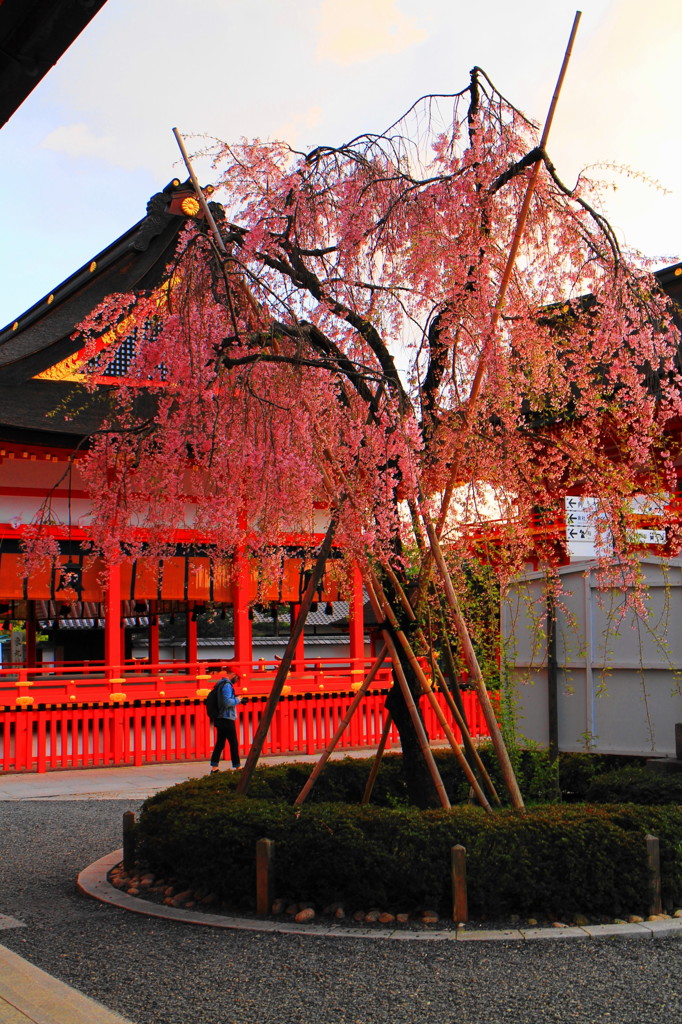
[552, 921, 567, 929]
[271, 898, 287, 915]
[378, 912, 395, 924]
[628, 915, 644, 923]
[200, 893, 217, 905]
[421, 911, 439, 924]
[294, 907, 315, 923]
[183, 901, 196, 909]
[527, 918, 538, 926]
[164, 887, 175, 897]
[285, 903, 300, 916]
[647, 914, 671, 921]
[364, 909, 380, 923]
[140, 875, 155, 889]
[126, 887, 140, 896]
[573, 914, 590, 927]
[171, 890, 193, 907]
[674, 909, 682, 918]
[334, 907, 346, 920]
[352, 910, 365, 922]
[396, 913, 410, 924]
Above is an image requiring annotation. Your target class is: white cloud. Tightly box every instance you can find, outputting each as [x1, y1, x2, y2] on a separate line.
[40, 122, 142, 170]
[273, 106, 323, 147]
[316, 0, 426, 65]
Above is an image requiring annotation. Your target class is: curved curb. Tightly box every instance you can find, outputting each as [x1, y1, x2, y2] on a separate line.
[78, 850, 682, 944]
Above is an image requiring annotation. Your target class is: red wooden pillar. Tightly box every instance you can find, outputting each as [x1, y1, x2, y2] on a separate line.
[104, 563, 123, 676]
[232, 549, 253, 671]
[25, 600, 37, 668]
[148, 602, 159, 666]
[186, 606, 198, 666]
[348, 561, 365, 686]
[289, 603, 306, 673]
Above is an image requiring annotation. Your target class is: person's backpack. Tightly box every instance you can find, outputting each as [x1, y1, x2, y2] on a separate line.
[205, 678, 227, 721]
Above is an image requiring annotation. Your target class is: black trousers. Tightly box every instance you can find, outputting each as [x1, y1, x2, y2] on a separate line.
[210, 718, 240, 768]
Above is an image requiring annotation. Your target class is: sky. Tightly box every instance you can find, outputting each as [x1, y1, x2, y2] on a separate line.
[1, 0, 680, 326]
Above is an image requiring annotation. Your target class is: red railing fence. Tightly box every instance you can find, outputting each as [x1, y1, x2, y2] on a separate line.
[1, 688, 489, 773]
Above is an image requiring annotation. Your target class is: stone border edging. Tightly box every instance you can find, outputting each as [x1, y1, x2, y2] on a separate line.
[78, 850, 682, 944]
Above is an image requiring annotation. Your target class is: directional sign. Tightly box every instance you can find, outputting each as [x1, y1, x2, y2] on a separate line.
[631, 528, 666, 546]
[566, 526, 596, 541]
[627, 494, 671, 517]
[564, 496, 610, 560]
[565, 496, 598, 513]
[565, 512, 592, 526]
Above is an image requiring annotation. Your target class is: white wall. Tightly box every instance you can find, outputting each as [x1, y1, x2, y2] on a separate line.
[502, 558, 682, 756]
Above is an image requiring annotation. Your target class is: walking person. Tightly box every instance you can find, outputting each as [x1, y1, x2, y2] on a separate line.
[208, 672, 241, 774]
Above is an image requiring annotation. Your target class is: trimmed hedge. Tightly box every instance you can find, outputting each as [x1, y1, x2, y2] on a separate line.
[134, 753, 682, 920]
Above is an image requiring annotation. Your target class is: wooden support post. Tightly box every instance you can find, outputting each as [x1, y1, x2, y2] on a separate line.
[451, 844, 467, 923]
[362, 712, 392, 805]
[236, 517, 337, 795]
[25, 600, 37, 668]
[646, 834, 662, 916]
[348, 561, 365, 689]
[368, 571, 491, 812]
[256, 838, 275, 915]
[364, 577, 451, 810]
[186, 606, 198, 665]
[105, 562, 123, 676]
[148, 602, 160, 666]
[123, 811, 136, 874]
[547, 592, 559, 762]
[289, 604, 306, 672]
[294, 644, 388, 807]
[232, 546, 253, 667]
[379, 566, 500, 806]
[425, 523, 525, 811]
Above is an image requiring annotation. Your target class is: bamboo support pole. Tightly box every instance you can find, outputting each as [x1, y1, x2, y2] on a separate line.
[362, 712, 393, 805]
[435, 11, 582, 534]
[369, 571, 492, 812]
[379, 562, 498, 800]
[172, 128, 230, 258]
[236, 517, 337, 795]
[364, 577, 451, 809]
[425, 522, 525, 810]
[431, 659, 501, 805]
[293, 645, 388, 807]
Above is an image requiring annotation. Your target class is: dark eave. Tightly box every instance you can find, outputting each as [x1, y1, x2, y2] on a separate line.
[0, 0, 109, 128]
[0, 179, 206, 443]
[654, 261, 682, 310]
[0, 179, 199, 384]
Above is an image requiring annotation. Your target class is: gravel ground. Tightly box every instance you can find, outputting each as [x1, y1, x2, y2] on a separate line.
[1, 799, 681, 1024]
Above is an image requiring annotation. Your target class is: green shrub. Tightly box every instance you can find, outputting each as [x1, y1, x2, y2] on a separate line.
[584, 765, 682, 805]
[135, 758, 682, 920]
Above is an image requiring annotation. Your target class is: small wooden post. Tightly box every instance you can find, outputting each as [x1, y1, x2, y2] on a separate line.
[122, 811, 136, 874]
[646, 834, 662, 916]
[452, 844, 467, 923]
[256, 838, 275, 916]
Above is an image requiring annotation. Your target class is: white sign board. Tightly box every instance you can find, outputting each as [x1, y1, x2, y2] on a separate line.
[564, 496, 609, 560]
